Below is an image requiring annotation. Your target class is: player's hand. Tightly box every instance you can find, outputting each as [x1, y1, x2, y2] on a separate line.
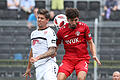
[30, 57, 38, 63]
[23, 68, 31, 80]
[93, 56, 102, 66]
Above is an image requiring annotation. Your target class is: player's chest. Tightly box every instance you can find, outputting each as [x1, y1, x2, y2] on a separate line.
[62, 28, 85, 45]
[31, 32, 47, 46]
[62, 28, 85, 40]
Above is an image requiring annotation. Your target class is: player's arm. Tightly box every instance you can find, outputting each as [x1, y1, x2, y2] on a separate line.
[51, 47, 58, 58]
[87, 39, 101, 66]
[23, 48, 33, 77]
[30, 47, 56, 62]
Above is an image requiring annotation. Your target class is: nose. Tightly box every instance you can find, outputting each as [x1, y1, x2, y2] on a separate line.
[38, 18, 41, 21]
[38, 18, 43, 22]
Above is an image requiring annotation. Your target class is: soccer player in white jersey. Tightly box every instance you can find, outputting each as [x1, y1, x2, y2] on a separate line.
[23, 9, 58, 80]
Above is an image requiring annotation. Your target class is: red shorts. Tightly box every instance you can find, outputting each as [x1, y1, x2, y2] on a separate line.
[58, 59, 89, 77]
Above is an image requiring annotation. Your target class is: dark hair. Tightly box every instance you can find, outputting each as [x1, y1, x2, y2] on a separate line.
[65, 8, 80, 19]
[37, 9, 50, 19]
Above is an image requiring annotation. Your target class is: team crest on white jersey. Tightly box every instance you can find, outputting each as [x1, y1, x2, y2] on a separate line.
[32, 40, 39, 46]
[44, 31, 48, 34]
[75, 31, 80, 36]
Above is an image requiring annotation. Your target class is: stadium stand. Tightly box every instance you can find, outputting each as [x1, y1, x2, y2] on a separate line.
[88, 1, 100, 20]
[110, 10, 120, 21]
[3, 10, 18, 20]
[35, 0, 45, 9]
[89, 1, 100, 11]
[64, 1, 74, 9]
[77, 1, 88, 11]
[79, 10, 88, 21]
[77, 1, 100, 21]
[0, 0, 7, 10]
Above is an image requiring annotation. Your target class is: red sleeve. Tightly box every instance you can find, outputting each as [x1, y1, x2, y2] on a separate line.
[85, 24, 92, 40]
[56, 29, 63, 46]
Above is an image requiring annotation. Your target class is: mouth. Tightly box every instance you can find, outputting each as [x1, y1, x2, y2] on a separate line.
[38, 22, 42, 26]
[70, 25, 76, 29]
[38, 22, 42, 25]
[71, 24, 76, 27]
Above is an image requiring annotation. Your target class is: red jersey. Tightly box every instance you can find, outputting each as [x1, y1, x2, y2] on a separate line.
[57, 22, 92, 60]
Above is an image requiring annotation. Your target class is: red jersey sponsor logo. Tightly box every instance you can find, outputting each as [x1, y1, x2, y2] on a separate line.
[65, 38, 79, 44]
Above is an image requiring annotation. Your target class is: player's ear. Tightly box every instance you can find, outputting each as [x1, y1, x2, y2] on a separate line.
[47, 19, 49, 22]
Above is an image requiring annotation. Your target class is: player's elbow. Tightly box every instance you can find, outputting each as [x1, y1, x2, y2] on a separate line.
[49, 47, 56, 56]
[51, 49, 56, 56]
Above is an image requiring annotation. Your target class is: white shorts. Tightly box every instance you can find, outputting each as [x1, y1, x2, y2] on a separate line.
[35, 60, 58, 80]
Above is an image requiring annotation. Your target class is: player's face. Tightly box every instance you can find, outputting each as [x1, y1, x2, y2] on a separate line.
[68, 17, 79, 29]
[113, 73, 119, 80]
[37, 14, 49, 28]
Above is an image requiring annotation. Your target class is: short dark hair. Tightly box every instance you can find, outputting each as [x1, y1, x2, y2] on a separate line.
[65, 8, 80, 19]
[37, 9, 50, 19]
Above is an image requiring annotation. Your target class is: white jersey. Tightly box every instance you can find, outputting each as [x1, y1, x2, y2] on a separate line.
[31, 27, 57, 67]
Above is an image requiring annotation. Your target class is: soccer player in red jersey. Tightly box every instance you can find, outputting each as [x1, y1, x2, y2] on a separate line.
[57, 8, 102, 80]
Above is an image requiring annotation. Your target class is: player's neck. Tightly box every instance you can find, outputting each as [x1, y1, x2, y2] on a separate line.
[38, 26, 48, 30]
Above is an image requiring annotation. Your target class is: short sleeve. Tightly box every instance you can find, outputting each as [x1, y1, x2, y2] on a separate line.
[85, 24, 92, 40]
[46, 28, 57, 48]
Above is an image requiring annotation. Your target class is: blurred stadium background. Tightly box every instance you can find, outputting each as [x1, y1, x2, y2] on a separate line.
[0, 0, 120, 80]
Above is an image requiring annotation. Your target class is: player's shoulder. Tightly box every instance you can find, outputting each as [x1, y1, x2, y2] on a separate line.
[31, 29, 37, 34]
[31, 29, 37, 37]
[47, 27, 56, 35]
[47, 27, 55, 32]
[78, 22, 88, 27]
[58, 23, 68, 31]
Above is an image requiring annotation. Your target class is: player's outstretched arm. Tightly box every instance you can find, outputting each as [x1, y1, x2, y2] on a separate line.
[23, 48, 33, 79]
[88, 39, 102, 66]
[30, 47, 56, 63]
